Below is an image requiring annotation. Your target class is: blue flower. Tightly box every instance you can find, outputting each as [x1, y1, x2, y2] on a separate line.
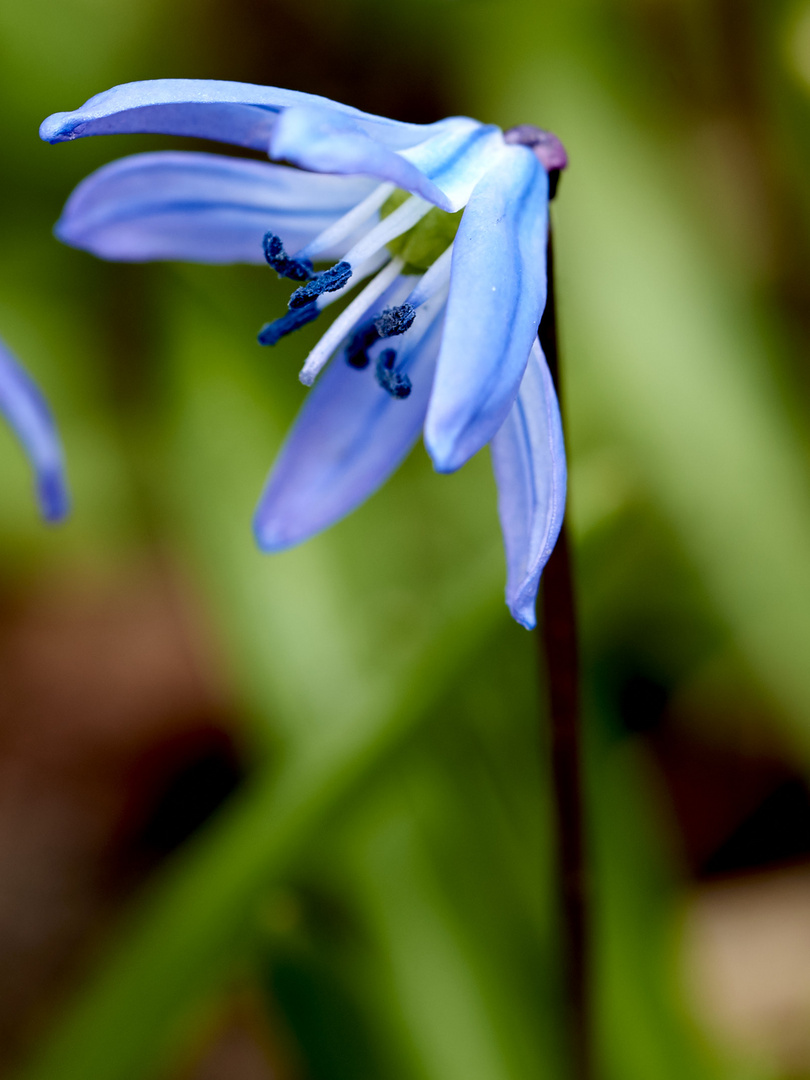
[0, 336, 69, 521]
[41, 79, 566, 627]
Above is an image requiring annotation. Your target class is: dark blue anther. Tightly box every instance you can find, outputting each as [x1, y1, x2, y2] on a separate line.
[347, 304, 416, 370]
[346, 322, 378, 369]
[375, 349, 412, 399]
[262, 232, 314, 282]
[374, 303, 415, 339]
[257, 302, 319, 346]
[289, 261, 352, 309]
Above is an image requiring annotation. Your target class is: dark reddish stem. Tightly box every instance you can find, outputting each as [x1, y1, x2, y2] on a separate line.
[539, 227, 590, 1080]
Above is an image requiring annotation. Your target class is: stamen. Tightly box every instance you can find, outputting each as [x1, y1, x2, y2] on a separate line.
[289, 261, 352, 309]
[406, 244, 454, 307]
[346, 323, 377, 369]
[257, 302, 319, 346]
[263, 233, 314, 282]
[317, 249, 390, 311]
[297, 182, 397, 262]
[376, 303, 416, 338]
[299, 257, 405, 386]
[341, 195, 432, 271]
[376, 349, 412, 399]
[343, 246, 449, 367]
[346, 303, 416, 370]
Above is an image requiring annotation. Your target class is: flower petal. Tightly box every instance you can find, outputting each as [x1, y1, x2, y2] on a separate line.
[401, 123, 506, 212]
[490, 339, 566, 630]
[254, 298, 443, 551]
[424, 144, 549, 472]
[270, 107, 504, 213]
[54, 150, 378, 263]
[0, 339, 69, 521]
[40, 78, 450, 152]
[269, 105, 467, 211]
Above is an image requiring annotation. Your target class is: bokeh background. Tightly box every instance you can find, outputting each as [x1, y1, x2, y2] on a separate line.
[2, 0, 810, 1077]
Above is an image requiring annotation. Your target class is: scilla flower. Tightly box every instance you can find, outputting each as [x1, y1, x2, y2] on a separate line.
[0, 337, 69, 520]
[41, 80, 566, 627]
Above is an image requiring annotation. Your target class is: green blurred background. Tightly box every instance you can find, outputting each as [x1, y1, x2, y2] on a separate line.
[2, 0, 810, 1077]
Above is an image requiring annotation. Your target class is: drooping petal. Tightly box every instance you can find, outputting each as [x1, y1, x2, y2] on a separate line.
[54, 151, 378, 263]
[270, 107, 505, 213]
[490, 339, 566, 630]
[269, 105, 467, 211]
[254, 300, 444, 551]
[0, 339, 69, 522]
[424, 144, 548, 472]
[40, 79, 453, 152]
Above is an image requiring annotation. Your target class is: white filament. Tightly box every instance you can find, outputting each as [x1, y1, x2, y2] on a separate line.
[401, 280, 450, 351]
[296, 182, 396, 261]
[342, 194, 432, 269]
[299, 257, 405, 386]
[406, 243, 454, 308]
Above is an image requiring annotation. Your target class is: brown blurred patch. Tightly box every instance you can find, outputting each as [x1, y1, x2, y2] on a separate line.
[175, 985, 298, 1080]
[194, 0, 453, 124]
[647, 720, 802, 878]
[615, 665, 810, 879]
[683, 866, 810, 1077]
[0, 560, 245, 1075]
[619, 662, 810, 1075]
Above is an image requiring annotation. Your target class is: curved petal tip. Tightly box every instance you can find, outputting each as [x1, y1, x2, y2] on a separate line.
[424, 428, 475, 474]
[252, 513, 296, 554]
[38, 468, 70, 523]
[0, 343, 70, 523]
[491, 340, 566, 633]
[40, 113, 79, 144]
[507, 591, 538, 631]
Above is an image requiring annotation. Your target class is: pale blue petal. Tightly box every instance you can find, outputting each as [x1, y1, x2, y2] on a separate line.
[401, 123, 506, 212]
[40, 78, 452, 152]
[490, 340, 566, 630]
[254, 306, 443, 551]
[0, 339, 69, 522]
[270, 107, 505, 213]
[269, 105, 467, 211]
[54, 151, 378, 263]
[425, 144, 548, 472]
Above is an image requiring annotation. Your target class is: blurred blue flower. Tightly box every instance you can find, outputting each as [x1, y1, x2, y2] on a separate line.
[41, 79, 565, 627]
[0, 337, 69, 521]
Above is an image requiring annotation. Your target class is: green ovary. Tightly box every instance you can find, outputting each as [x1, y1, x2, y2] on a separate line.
[382, 189, 463, 274]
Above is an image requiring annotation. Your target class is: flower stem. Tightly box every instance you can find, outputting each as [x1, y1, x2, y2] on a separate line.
[539, 228, 590, 1080]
